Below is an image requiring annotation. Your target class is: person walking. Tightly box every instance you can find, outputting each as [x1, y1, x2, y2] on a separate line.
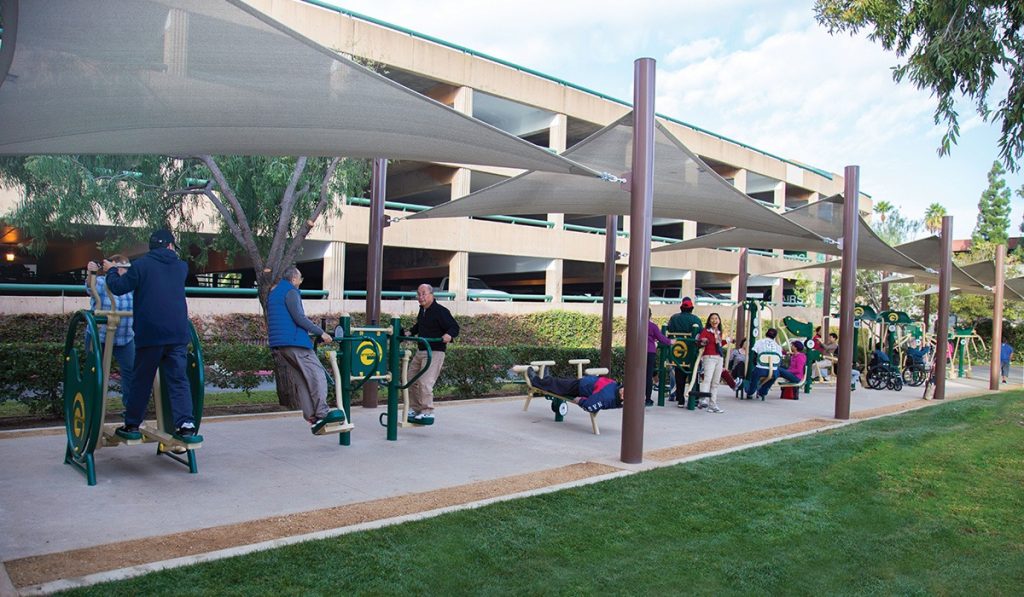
[404, 284, 460, 425]
[268, 265, 346, 434]
[1000, 338, 1013, 384]
[106, 229, 200, 443]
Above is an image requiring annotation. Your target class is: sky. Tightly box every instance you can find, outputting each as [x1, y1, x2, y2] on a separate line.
[322, 0, 1023, 240]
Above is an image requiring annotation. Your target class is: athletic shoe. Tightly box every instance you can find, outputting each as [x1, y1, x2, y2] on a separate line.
[173, 422, 203, 444]
[709, 406, 724, 414]
[645, 398, 654, 407]
[115, 424, 141, 441]
[411, 412, 434, 425]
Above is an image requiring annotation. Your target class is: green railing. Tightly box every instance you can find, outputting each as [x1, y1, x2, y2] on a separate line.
[562, 295, 626, 303]
[562, 223, 629, 237]
[343, 290, 455, 300]
[345, 197, 553, 228]
[0, 283, 328, 298]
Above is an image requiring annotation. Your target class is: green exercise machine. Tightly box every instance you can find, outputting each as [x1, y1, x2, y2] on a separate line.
[64, 272, 205, 486]
[657, 329, 701, 409]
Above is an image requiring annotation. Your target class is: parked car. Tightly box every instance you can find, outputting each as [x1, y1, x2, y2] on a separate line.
[437, 277, 513, 301]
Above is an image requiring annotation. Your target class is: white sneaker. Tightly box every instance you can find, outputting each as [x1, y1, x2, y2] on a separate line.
[709, 406, 724, 414]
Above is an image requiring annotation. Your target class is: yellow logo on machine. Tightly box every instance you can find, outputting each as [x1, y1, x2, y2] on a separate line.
[72, 392, 86, 439]
[357, 339, 380, 367]
[672, 341, 688, 361]
[854, 306, 864, 317]
[888, 312, 899, 323]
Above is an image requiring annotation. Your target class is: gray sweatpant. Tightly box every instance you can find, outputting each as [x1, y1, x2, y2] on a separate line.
[272, 346, 329, 421]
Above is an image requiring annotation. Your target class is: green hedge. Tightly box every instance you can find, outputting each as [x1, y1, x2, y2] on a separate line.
[0, 342, 65, 416]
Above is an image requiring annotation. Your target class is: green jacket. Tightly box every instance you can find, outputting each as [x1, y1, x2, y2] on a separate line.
[667, 311, 702, 337]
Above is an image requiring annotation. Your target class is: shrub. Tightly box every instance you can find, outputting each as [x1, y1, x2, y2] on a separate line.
[435, 346, 516, 397]
[203, 343, 274, 396]
[0, 342, 65, 416]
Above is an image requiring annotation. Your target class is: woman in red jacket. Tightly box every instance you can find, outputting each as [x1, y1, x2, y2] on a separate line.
[697, 312, 727, 413]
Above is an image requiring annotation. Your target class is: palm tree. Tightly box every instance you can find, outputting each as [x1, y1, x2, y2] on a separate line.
[874, 200, 894, 223]
[924, 203, 947, 235]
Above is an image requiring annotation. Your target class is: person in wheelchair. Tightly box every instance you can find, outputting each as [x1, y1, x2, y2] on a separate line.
[867, 342, 902, 390]
[869, 342, 893, 370]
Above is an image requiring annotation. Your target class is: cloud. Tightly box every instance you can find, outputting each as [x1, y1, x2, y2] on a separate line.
[665, 38, 722, 65]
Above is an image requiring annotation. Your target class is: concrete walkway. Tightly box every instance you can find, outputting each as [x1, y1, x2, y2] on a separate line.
[0, 375, 1005, 594]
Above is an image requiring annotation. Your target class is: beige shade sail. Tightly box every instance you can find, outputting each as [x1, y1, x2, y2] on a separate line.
[882, 259, 1024, 301]
[0, 0, 597, 176]
[653, 195, 924, 272]
[406, 113, 821, 239]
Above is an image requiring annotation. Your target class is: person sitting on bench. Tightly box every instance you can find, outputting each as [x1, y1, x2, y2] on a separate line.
[779, 340, 807, 385]
[526, 368, 624, 413]
[745, 328, 783, 399]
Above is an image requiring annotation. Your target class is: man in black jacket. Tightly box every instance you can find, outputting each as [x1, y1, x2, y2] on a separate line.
[404, 283, 459, 425]
[105, 229, 200, 443]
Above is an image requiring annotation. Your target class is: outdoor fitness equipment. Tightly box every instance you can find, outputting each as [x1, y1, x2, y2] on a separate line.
[659, 329, 701, 409]
[63, 271, 205, 486]
[852, 304, 880, 371]
[777, 315, 819, 397]
[330, 315, 435, 442]
[516, 359, 603, 434]
[736, 299, 776, 399]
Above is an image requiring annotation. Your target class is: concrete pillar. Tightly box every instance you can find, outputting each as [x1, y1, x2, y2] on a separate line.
[448, 252, 469, 301]
[620, 266, 629, 300]
[545, 259, 563, 303]
[322, 241, 346, 301]
[732, 169, 748, 193]
[682, 220, 697, 240]
[680, 272, 696, 301]
[771, 277, 784, 306]
[773, 181, 786, 256]
[547, 113, 567, 230]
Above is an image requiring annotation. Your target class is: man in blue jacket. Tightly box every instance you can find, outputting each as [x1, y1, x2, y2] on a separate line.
[526, 368, 624, 412]
[105, 229, 200, 443]
[267, 265, 345, 434]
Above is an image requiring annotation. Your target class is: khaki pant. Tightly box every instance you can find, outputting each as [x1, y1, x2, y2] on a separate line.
[699, 354, 723, 410]
[407, 350, 446, 414]
[272, 346, 329, 422]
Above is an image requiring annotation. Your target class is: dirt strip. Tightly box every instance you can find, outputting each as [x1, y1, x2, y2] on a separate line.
[644, 419, 839, 462]
[5, 462, 618, 588]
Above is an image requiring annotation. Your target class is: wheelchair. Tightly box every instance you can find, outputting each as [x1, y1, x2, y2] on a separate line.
[866, 361, 903, 391]
[901, 359, 928, 387]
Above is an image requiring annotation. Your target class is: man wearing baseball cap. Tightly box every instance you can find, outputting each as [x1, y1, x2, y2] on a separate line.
[667, 296, 703, 402]
[105, 228, 201, 444]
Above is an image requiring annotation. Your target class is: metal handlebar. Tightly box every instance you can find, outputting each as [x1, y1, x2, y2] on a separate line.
[397, 337, 439, 390]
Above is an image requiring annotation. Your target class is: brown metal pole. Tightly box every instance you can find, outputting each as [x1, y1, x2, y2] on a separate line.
[923, 293, 931, 334]
[601, 215, 618, 369]
[934, 215, 953, 400]
[834, 166, 859, 420]
[735, 248, 748, 347]
[989, 243, 1006, 390]
[621, 57, 655, 465]
[362, 157, 387, 408]
[822, 268, 832, 335]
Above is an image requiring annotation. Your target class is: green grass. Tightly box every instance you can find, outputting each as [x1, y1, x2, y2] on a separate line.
[60, 392, 1024, 596]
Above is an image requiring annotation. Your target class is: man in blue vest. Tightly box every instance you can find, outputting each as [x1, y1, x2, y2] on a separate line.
[268, 265, 345, 434]
[105, 229, 200, 443]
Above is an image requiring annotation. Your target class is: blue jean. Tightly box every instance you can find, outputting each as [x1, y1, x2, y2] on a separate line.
[778, 369, 801, 384]
[112, 341, 136, 410]
[745, 367, 778, 397]
[126, 344, 194, 429]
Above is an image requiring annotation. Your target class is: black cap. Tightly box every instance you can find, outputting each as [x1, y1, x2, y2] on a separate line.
[149, 229, 175, 249]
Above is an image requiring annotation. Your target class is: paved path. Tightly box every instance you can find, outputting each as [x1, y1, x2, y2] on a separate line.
[0, 374, 1004, 593]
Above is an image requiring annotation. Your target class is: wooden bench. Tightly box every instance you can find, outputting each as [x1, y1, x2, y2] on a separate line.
[515, 359, 603, 435]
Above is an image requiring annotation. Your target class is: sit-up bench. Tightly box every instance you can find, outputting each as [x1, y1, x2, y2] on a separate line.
[514, 359, 605, 435]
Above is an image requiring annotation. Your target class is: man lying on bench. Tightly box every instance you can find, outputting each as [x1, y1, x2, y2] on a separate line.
[526, 368, 624, 412]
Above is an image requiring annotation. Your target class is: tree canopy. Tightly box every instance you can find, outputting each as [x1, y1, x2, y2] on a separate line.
[973, 160, 1013, 246]
[815, 0, 1024, 170]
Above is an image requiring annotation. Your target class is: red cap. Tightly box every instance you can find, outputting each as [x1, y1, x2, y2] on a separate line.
[680, 297, 694, 308]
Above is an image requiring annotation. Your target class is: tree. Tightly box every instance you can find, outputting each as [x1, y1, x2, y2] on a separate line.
[973, 160, 1012, 247]
[873, 200, 894, 223]
[924, 202, 948, 234]
[0, 154, 371, 408]
[815, 1, 1024, 171]
[856, 204, 924, 314]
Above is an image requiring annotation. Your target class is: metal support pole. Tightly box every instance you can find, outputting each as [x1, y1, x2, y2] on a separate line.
[735, 248, 748, 347]
[822, 267, 832, 335]
[934, 216, 953, 400]
[834, 166, 860, 420]
[339, 316, 353, 446]
[621, 57, 655, 465]
[363, 158, 387, 408]
[880, 276, 890, 312]
[989, 243, 1006, 390]
[601, 215, 618, 369]
[923, 293, 931, 334]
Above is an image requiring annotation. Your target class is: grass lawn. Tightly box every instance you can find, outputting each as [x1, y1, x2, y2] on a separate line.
[60, 392, 1024, 596]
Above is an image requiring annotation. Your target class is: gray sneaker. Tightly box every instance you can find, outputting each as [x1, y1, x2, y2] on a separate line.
[709, 406, 724, 414]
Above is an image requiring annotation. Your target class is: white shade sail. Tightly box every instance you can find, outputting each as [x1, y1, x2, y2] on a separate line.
[653, 195, 924, 272]
[406, 113, 822, 240]
[884, 258, 1024, 301]
[0, 0, 597, 176]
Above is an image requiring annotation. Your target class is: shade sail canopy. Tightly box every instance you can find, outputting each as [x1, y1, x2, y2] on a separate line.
[406, 113, 821, 240]
[1006, 276, 1024, 299]
[882, 259, 1024, 301]
[653, 195, 924, 272]
[0, 0, 597, 176]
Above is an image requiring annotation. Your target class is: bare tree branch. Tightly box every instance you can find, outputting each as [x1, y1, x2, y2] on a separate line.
[199, 155, 264, 269]
[266, 157, 309, 279]
[282, 157, 341, 269]
[201, 185, 265, 272]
